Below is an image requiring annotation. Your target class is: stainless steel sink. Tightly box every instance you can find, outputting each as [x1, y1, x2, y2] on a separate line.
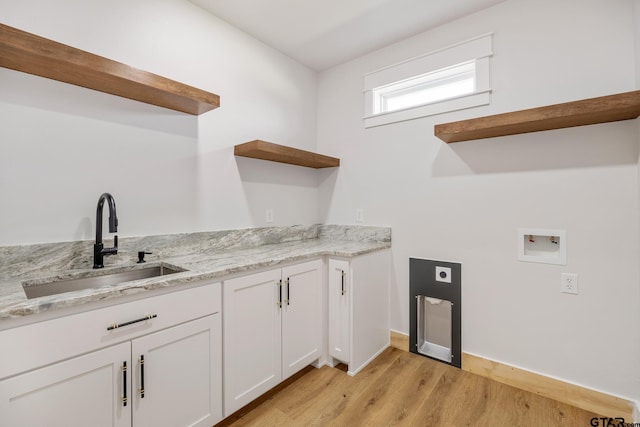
[22, 265, 185, 299]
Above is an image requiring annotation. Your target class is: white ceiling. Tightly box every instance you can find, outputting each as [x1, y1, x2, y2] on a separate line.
[189, 0, 505, 71]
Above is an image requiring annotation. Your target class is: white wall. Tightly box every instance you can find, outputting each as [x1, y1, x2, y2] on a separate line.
[318, 0, 640, 403]
[0, 0, 321, 245]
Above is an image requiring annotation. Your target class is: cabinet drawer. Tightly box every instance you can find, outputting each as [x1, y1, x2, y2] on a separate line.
[0, 282, 220, 380]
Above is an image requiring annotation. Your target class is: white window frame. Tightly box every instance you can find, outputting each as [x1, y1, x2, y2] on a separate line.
[363, 33, 493, 128]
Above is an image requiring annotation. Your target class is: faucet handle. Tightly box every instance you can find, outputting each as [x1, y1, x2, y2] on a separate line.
[137, 251, 152, 263]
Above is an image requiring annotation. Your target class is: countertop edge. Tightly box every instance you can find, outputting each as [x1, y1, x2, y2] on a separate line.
[0, 241, 391, 322]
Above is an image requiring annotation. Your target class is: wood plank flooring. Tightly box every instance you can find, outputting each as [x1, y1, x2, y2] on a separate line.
[216, 347, 600, 427]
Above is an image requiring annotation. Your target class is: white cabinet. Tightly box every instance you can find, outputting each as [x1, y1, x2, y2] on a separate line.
[0, 283, 223, 427]
[222, 268, 281, 415]
[328, 250, 390, 376]
[223, 259, 322, 416]
[132, 315, 221, 427]
[328, 259, 350, 363]
[281, 261, 323, 379]
[0, 342, 131, 427]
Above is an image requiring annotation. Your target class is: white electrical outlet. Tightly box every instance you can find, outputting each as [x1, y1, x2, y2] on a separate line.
[355, 208, 364, 223]
[266, 209, 274, 223]
[561, 273, 578, 295]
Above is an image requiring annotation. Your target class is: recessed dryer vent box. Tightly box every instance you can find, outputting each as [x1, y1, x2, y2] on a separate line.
[409, 258, 461, 368]
[518, 228, 566, 265]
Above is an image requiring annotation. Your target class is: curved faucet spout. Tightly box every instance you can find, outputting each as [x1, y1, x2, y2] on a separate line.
[94, 193, 119, 269]
[96, 193, 118, 241]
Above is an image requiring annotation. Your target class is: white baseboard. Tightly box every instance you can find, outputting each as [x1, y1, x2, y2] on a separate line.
[347, 344, 388, 377]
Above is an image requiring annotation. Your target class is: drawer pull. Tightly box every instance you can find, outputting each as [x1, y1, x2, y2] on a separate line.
[285, 278, 290, 306]
[139, 355, 145, 398]
[341, 270, 345, 295]
[107, 314, 158, 331]
[122, 361, 128, 407]
[277, 280, 282, 308]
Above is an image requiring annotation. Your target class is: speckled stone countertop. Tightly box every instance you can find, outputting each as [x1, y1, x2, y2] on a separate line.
[0, 225, 390, 321]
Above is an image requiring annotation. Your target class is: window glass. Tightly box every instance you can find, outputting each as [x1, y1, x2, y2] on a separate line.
[363, 34, 492, 128]
[374, 62, 476, 114]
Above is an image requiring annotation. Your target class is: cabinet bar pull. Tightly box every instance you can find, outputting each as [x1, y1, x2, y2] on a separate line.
[341, 270, 345, 295]
[139, 355, 145, 398]
[285, 278, 290, 306]
[107, 314, 157, 331]
[122, 361, 128, 407]
[277, 280, 282, 308]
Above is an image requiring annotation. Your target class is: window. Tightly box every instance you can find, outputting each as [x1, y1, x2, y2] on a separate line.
[373, 61, 477, 114]
[364, 34, 492, 128]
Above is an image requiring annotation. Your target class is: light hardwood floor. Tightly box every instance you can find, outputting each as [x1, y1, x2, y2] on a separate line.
[216, 347, 599, 426]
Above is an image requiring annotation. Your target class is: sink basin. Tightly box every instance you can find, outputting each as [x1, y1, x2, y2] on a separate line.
[22, 265, 185, 300]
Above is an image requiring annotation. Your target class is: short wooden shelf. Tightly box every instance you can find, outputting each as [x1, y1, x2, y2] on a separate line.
[234, 140, 340, 169]
[0, 23, 219, 115]
[434, 90, 640, 143]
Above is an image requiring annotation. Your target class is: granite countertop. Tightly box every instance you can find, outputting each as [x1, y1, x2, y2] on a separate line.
[0, 225, 391, 321]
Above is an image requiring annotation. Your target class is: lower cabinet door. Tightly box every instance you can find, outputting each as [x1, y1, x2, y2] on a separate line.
[281, 260, 322, 379]
[223, 269, 282, 416]
[132, 315, 222, 427]
[328, 259, 350, 364]
[0, 341, 131, 427]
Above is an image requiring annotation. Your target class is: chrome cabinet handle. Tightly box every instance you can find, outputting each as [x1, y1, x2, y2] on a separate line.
[341, 270, 345, 295]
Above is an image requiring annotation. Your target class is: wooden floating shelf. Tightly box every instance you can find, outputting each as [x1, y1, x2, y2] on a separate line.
[435, 90, 640, 143]
[234, 140, 340, 169]
[0, 23, 219, 115]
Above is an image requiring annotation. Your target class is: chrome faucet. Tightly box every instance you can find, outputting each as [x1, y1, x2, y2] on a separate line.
[93, 192, 118, 269]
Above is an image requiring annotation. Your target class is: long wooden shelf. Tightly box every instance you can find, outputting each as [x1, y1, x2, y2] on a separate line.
[234, 140, 340, 169]
[0, 23, 219, 115]
[434, 90, 640, 143]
